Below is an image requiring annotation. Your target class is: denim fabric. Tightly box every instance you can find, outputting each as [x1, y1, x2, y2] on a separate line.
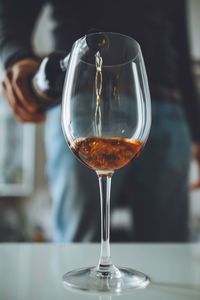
[45, 101, 191, 242]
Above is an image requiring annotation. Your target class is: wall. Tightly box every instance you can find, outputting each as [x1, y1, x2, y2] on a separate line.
[188, 0, 200, 60]
[188, 0, 200, 241]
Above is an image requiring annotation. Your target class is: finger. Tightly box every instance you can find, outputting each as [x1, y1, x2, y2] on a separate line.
[1, 79, 10, 104]
[1, 80, 7, 95]
[15, 113, 46, 123]
[5, 68, 13, 81]
[1, 69, 12, 95]
[13, 104, 46, 123]
[2, 79, 45, 123]
[12, 73, 40, 113]
[190, 181, 200, 191]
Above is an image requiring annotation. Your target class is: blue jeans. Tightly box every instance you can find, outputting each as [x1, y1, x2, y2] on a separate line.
[45, 100, 191, 242]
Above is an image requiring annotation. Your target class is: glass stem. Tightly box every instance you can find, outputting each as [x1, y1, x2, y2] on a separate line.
[96, 171, 114, 274]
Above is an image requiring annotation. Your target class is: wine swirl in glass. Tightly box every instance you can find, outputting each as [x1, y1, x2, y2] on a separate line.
[62, 32, 151, 293]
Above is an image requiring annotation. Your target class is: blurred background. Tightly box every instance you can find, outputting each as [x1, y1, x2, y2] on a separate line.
[0, 0, 200, 242]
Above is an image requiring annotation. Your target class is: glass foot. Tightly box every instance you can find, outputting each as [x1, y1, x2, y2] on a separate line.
[63, 266, 150, 294]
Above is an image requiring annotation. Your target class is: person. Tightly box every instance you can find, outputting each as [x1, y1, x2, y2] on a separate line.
[0, 0, 200, 242]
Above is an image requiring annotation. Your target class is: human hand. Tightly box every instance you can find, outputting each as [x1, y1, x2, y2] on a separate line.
[191, 143, 200, 190]
[1, 58, 46, 123]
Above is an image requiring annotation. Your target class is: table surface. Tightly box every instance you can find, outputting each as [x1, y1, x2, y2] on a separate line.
[0, 243, 200, 300]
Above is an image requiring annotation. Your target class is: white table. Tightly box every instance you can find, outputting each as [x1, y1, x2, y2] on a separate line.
[0, 243, 200, 300]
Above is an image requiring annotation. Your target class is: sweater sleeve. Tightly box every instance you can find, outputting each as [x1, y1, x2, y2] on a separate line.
[0, 0, 45, 68]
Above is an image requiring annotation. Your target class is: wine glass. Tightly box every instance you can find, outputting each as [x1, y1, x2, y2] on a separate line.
[61, 32, 151, 293]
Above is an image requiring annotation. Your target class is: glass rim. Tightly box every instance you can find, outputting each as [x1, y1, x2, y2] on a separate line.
[73, 32, 141, 68]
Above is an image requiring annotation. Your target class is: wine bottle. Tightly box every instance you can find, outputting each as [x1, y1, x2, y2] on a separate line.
[32, 32, 109, 109]
[32, 51, 68, 108]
